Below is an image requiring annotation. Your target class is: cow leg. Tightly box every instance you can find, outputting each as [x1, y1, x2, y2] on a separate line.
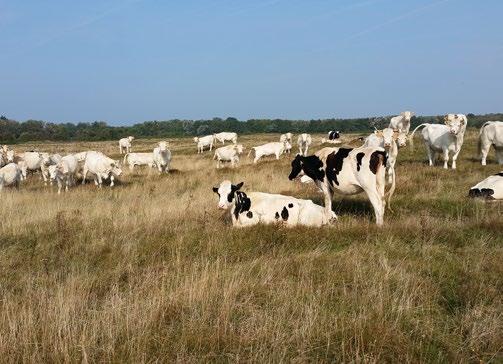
[110, 175, 115, 187]
[480, 142, 490, 166]
[442, 148, 449, 169]
[451, 148, 461, 169]
[365, 188, 385, 226]
[304, 146, 309, 156]
[81, 168, 88, 185]
[425, 146, 434, 166]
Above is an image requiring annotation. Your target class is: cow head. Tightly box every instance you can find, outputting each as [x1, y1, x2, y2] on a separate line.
[401, 111, 414, 121]
[6, 150, 15, 163]
[193, 137, 199, 143]
[128, 136, 135, 142]
[283, 140, 292, 150]
[212, 180, 244, 209]
[158, 141, 168, 151]
[111, 162, 123, 177]
[395, 130, 408, 147]
[48, 164, 60, 181]
[234, 144, 244, 154]
[381, 128, 395, 148]
[289, 154, 324, 181]
[444, 116, 465, 135]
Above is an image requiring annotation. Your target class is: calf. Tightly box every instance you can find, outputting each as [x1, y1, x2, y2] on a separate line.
[214, 144, 244, 168]
[297, 133, 312, 156]
[119, 136, 134, 154]
[214, 132, 238, 144]
[213, 180, 335, 227]
[249, 141, 290, 164]
[469, 172, 503, 200]
[0, 163, 23, 190]
[82, 151, 122, 188]
[48, 155, 79, 194]
[153, 141, 172, 173]
[288, 146, 390, 226]
[409, 114, 467, 169]
[478, 121, 503, 165]
[123, 152, 155, 171]
[194, 135, 214, 153]
[389, 111, 414, 134]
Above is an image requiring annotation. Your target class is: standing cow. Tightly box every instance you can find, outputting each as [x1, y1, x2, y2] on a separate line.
[389, 111, 414, 134]
[249, 141, 290, 164]
[82, 151, 122, 188]
[119, 136, 134, 154]
[478, 121, 503, 166]
[297, 133, 312, 156]
[153, 141, 172, 173]
[48, 155, 79, 194]
[214, 144, 244, 168]
[194, 135, 214, 153]
[0, 163, 23, 190]
[214, 132, 238, 144]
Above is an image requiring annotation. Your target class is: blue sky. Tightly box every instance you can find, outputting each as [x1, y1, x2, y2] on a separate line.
[1, 0, 502, 124]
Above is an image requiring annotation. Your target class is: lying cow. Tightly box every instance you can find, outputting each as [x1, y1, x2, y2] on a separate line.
[214, 144, 244, 168]
[469, 172, 503, 200]
[249, 141, 291, 164]
[389, 111, 414, 134]
[297, 133, 312, 156]
[409, 114, 467, 169]
[194, 135, 214, 153]
[119, 136, 134, 154]
[288, 146, 391, 226]
[213, 180, 335, 227]
[0, 163, 23, 190]
[82, 151, 122, 188]
[123, 152, 155, 171]
[478, 121, 503, 166]
[153, 141, 172, 173]
[214, 132, 237, 144]
[48, 155, 79, 194]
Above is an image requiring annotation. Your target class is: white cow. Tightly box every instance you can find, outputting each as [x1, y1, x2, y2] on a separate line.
[119, 136, 134, 154]
[478, 121, 503, 165]
[16, 161, 28, 180]
[194, 135, 214, 153]
[469, 172, 503, 200]
[409, 114, 467, 169]
[153, 141, 172, 173]
[297, 133, 312, 156]
[213, 180, 335, 227]
[213, 144, 244, 168]
[41, 153, 62, 185]
[82, 151, 122, 188]
[214, 132, 238, 144]
[289, 146, 391, 226]
[389, 111, 414, 134]
[73, 151, 89, 162]
[280, 133, 293, 153]
[15, 152, 46, 182]
[48, 155, 79, 194]
[249, 141, 290, 164]
[0, 163, 23, 190]
[123, 152, 155, 171]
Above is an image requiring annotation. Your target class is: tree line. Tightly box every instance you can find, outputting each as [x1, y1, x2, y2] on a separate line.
[0, 113, 501, 143]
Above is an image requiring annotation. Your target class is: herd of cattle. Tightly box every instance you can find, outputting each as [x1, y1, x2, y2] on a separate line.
[0, 113, 502, 227]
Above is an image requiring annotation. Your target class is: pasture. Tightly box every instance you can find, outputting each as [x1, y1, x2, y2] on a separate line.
[0, 131, 502, 362]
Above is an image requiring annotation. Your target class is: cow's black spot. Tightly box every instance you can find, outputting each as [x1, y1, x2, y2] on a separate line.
[246, 211, 253, 218]
[469, 188, 495, 199]
[496, 172, 503, 177]
[328, 131, 340, 140]
[289, 155, 325, 181]
[288, 203, 293, 208]
[468, 188, 481, 198]
[234, 191, 251, 219]
[356, 152, 365, 171]
[369, 150, 387, 175]
[281, 207, 289, 221]
[275, 212, 280, 219]
[326, 148, 352, 186]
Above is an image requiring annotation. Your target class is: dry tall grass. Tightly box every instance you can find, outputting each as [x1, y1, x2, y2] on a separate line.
[0, 131, 502, 362]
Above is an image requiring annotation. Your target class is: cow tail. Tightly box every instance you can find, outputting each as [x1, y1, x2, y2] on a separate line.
[247, 148, 255, 159]
[408, 123, 428, 151]
[123, 153, 129, 165]
[385, 167, 396, 211]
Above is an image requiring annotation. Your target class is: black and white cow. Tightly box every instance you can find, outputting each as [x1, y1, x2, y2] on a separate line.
[328, 131, 340, 140]
[212, 180, 335, 227]
[288, 146, 391, 226]
[468, 172, 503, 200]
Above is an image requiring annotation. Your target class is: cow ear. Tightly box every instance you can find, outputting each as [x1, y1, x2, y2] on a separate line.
[234, 182, 244, 190]
[212, 187, 219, 193]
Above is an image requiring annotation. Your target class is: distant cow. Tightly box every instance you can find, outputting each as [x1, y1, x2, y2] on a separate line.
[194, 135, 214, 153]
[153, 141, 172, 173]
[327, 131, 340, 140]
[297, 133, 312, 156]
[280, 133, 293, 153]
[0, 163, 23, 190]
[289, 146, 391, 226]
[123, 152, 155, 171]
[15, 152, 46, 182]
[41, 153, 62, 185]
[469, 172, 503, 200]
[389, 111, 414, 134]
[119, 136, 134, 154]
[213, 180, 335, 227]
[409, 114, 468, 169]
[249, 141, 290, 164]
[82, 151, 122, 188]
[214, 132, 238, 144]
[48, 155, 79, 194]
[478, 121, 503, 165]
[214, 144, 244, 168]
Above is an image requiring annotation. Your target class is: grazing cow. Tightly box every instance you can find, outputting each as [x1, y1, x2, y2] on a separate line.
[249, 141, 290, 164]
[288, 146, 391, 226]
[119, 136, 134, 154]
[123, 152, 155, 171]
[214, 144, 244, 168]
[478, 121, 503, 165]
[297, 133, 312, 156]
[15, 152, 46, 182]
[41, 153, 62, 185]
[469, 172, 503, 200]
[213, 180, 335, 227]
[389, 111, 414, 134]
[194, 135, 214, 153]
[153, 141, 172, 173]
[409, 114, 467, 169]
[214, 132, 238, 144]
[48, 155, 79, 194]
[82, 151, 122, 188]
[0, 163, 23, 190]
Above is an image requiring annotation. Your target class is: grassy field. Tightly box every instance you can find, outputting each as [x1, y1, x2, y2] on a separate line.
[0, 131, 502, 363]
